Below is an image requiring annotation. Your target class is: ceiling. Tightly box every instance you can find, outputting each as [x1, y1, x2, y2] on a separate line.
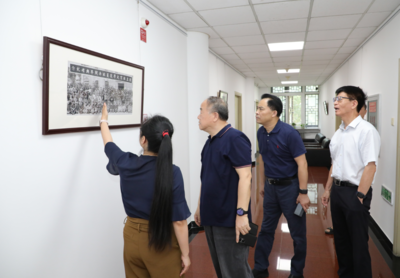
[147, 0, 400, 87]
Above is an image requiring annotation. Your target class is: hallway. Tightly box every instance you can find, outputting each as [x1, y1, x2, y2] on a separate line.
[186, 167, 396, 278]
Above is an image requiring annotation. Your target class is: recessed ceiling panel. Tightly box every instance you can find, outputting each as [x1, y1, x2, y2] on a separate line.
[303, 54, 335, 61]
[337, 46, 357, 54]
[308, 14, 362, 31]
[303, 48, 339, 56]
[224, 35, 265, 46]
[260, 19, 307, 34]
[273, 56, 302, 62]
[169, 12, 208, 28]
[238, 52, 271, 59]
[211, 46, 235, 55]
[348, 27, 377, 39]
[305, 40, 344, 49]
[270, 50, 303, 58]
[148, 0, 192, 14]
[311, 0, 372, 17]
[187, 0, 249, 11]
[264, 32, 305, 43]
[209, 38, 228, 48]
[254, 1, 310, 21]
[357, 12, 391, 27]
[213, 23, 261, 37]
[368, 0, 400, 13]
[307, 29, 352, 41]
[342, 37, 365, 47]
[232, 45, 269, 53]
[199, 6, 255, 26]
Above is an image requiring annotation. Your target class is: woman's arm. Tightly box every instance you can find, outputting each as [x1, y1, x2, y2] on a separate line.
[101, 103, 113, 146]
[173, 220, 190, 276]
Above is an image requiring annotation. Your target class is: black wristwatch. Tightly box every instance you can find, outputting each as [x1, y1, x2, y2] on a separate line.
[299, 189, 308, 194]
[356, 191, 366, 199]
[236, 208, 248, 216]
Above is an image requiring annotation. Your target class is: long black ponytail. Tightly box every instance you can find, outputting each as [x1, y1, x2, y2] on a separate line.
[140, 115, 174, 251]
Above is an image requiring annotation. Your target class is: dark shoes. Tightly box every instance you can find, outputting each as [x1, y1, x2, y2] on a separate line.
[252, 268, 269, 278]
[288, 275, 304, 278]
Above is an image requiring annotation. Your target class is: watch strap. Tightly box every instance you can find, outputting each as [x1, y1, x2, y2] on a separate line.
[299, 189, 308, 194]
[356, 191, 366, 199]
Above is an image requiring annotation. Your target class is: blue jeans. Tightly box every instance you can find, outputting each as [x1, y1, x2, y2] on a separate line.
[254, 179, 307, 276]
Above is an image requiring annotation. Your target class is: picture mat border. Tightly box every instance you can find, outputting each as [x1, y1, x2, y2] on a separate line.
[43, 36, 145, 135]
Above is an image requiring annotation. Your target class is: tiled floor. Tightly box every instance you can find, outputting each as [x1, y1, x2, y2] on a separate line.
[185, 166, 396, 278]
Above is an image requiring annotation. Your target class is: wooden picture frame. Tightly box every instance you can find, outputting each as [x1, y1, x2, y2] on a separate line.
[42, 37, 144, 135]
[217, 90, 228, 103]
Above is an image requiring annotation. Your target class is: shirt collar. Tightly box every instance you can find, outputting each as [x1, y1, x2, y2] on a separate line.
[339, 115, 363, 130]
[208, 124, 232, 140]
[262, 119, 282, 134]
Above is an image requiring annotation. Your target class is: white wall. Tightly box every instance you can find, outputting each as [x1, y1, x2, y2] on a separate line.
[0, 0, 190, 277]
[319, 12, 400, 242]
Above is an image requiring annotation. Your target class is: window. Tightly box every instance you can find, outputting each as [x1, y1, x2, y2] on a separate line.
[305, 85, 318, 92]
[288, 95, 301, 126]
[306, 94, 319, 127]
[278, 96, 286, 123]
[272, 86, 285, 93]
[289, 86, 302, 93]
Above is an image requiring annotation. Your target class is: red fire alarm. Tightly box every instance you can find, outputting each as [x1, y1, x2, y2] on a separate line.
[141, 18, 150, 29]
[140, 28, 146, 43]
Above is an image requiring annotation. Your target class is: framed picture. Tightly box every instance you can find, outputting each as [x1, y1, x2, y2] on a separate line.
[217, 90, 228, 103]
[323, 101, 328, 115]
[367, 94, 379, 132]
[42, 37, 144, 135]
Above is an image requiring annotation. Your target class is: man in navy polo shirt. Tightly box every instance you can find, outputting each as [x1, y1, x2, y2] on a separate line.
[253, 94, 310, 278]
[194, 96, 253, 278]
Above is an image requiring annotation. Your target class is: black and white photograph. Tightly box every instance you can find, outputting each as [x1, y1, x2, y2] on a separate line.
[67, 62, 133, 116]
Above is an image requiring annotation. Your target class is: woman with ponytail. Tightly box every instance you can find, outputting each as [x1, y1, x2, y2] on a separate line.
[100, 103, 191, 277]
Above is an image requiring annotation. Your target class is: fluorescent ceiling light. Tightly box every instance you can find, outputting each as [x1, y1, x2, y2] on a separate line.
[268, 41, 304, 51]
[281, 81, 298, 84]
[277, 69, 300, 74]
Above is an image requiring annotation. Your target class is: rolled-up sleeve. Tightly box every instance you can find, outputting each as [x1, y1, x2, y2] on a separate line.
[172, 167, 191, 221]
[104, 142, 125, 175]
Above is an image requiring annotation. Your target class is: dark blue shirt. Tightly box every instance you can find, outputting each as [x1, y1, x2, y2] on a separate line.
[105, 142, 191, 221]
[200, 124, 252, 227]
[258, 120, 306, 179]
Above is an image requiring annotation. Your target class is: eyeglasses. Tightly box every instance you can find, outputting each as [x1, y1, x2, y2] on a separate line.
[333, 96, 354, 102]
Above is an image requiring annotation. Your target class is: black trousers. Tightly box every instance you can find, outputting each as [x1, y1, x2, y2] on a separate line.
[330, 183, 373, 278]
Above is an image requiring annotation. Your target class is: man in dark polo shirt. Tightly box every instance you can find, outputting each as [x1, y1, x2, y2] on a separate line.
[194, 96, 253, 278]
[253, 94, 310, 278]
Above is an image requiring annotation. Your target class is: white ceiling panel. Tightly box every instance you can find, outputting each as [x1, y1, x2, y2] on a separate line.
[368, 0, 400, 13]
[260, 19, 307, 34]
[337, 46, 357, 54]
[209, 38, 228, 48]
[334, 53, 351, 60]
[249, 64, 275, 69]
[273, 56, 302, 62]
[348, 27, 376, 39]
[228, 60, 247, 66]
[213, 23, 261, 38]
[303, 54, 335, 61]
[232, 45, 269, 53]
[274, 62, 302, 67]
[199, 6, 255, 26]
[168, 12, 207, 28]
[224, 35, 265, 46]
[254, 1, 310, 21]
[264, 32, 305, 43]
[302, 60, 332, 65]
[235, 65, 251, 71]
[311, 0, 372, 17]
[308, 14, 362, 31]
[307, 29, 352, 41]
[244, 58, 274, 64]
[148, 0, 192, 14]
[305, 40, 344, 49]
[358, 12, 391, 27]
[211, 46, 235, 55]
[303, 48, 339, 56]
[187, 27, 220, 39]
[187, 0, 249, 11]
[270, 50, 303, 57]
[301, 64, 327, 70]
[342, 37, 365, 47]
[220, 53, 241, 60]
[238, 52, 271, 59]
[252, 0, 289, 3]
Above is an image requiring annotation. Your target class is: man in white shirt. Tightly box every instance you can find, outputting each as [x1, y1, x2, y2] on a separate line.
[321, 86, 380, 278]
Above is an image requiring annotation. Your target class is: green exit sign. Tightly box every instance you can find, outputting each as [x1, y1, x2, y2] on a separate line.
[381, 185, 393, 205]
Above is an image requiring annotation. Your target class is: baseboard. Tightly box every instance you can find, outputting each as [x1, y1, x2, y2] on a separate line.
[368, 215, 393, 258]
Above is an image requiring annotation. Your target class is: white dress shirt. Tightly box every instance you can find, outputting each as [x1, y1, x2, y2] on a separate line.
[330, 115, 381, 185]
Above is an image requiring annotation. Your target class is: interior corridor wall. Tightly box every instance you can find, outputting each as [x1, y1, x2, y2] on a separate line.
[0, 1, 190, 277]
[208, 54, 259, 160]
[319, 12, 400, 242]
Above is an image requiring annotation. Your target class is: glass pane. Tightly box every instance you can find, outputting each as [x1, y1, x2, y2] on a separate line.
[292, 95, 301, 125]
[272, 86, 285, 93]
[306, 85, 319, 92]
[289, 86, 302, 93]
[278, 96, 286, 123]
[306, 94, 319, 127]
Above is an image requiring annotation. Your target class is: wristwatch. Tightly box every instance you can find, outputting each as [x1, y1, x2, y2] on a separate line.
[236, 208, 248, 216]
[356, 191, 366, 199]
[299, 189, 308, 194]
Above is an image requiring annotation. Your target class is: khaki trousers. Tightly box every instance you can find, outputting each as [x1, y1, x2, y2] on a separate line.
[123, 217, 183, 278]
